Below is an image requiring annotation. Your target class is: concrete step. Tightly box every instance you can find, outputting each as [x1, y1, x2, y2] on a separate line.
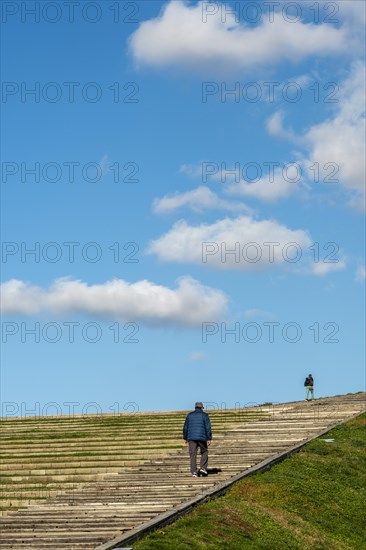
[0, 393, 364, 549]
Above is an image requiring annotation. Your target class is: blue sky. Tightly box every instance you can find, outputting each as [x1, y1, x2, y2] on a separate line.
[1, 0, 365, 416]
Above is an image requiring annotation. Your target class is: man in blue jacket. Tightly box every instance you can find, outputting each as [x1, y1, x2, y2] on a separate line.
[183, 402, 212, 477]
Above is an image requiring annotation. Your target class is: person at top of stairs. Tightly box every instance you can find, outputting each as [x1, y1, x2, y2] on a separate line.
[304, 374, 314, 401]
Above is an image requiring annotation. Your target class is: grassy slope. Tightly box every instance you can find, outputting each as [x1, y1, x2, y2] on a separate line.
[134, 414, 366, 550]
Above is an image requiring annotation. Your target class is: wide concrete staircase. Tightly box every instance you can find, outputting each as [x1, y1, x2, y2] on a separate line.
[0, 393, 365, 549]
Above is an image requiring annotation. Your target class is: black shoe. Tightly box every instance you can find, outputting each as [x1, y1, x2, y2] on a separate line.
[199, 468, 208, 477]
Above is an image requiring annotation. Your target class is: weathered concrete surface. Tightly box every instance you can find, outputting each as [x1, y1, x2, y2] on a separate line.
[0, 393, 365, 550]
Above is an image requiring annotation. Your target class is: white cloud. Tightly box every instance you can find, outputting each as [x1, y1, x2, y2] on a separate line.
[0, 277, 227, 327]
[179, 64, 365, 205]
[129, 1, 350, 74]
[266, 63, 365, 207]
[266, 111, 297, 141]
[153, 186, 250, 213]
[226, 166, 302, 202]
[303, 62, 365, 207]
[355, 266, 366, 282]
[335, 0, 366, 28]
[180, 164, 204, 178]
[308, 260, 346, 276]
[179, 160, 304, 202]
[148, 216, 312, 271]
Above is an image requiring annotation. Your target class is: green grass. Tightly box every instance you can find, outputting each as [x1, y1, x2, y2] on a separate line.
[134, 414, 366, 550]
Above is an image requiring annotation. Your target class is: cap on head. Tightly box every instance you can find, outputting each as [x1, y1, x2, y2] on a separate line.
[195, 401, 204, 409]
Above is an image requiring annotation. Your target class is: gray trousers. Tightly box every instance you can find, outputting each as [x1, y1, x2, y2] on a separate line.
[188, 440, 208, 473]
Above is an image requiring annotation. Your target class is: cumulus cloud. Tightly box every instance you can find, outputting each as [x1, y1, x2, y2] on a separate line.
[148, 216, 313, 271]
[178, 64, 365, 205]
[226, 165, 303, 202]
[0, 277, 227, 327]
[148, 216, 348, 274]
[179, 161, 304, 202]
[265, 63, 365, 206]
[334, 0, 366, 28]
[129, 1, 350, 74]
[153, 186, 250, 213]
[303, 62, 365, 207]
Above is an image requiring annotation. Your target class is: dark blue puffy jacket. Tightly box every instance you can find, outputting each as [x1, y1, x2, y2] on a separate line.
[183, 408, 212, 441]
